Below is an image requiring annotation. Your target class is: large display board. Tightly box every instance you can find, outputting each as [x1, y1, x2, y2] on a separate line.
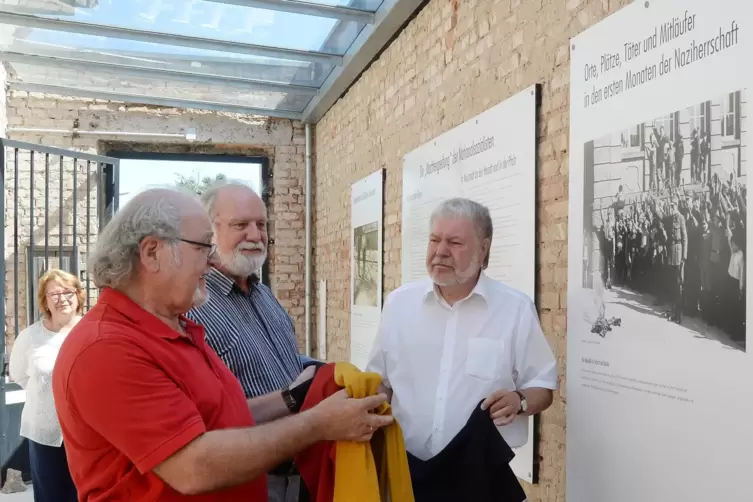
[402, 86, 538, 482]
[567, 1, 751, 500]
[350, 169, 384, 370]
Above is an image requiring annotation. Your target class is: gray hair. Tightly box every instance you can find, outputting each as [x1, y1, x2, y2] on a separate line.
[88, 189, 184, 289]
[430, 197, 493, 268]
[200, 179, 265, 222]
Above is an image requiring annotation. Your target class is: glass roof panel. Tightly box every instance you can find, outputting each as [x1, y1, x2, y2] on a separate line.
[0, 24, 336, 87]
[7, 61, 313, 112]
[0, 0, 413, 119]
[0, 0, 368, 55]
[295, 0, 382, 8]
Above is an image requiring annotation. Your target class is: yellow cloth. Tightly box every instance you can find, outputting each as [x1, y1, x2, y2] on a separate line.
[332, 362, 414, 502]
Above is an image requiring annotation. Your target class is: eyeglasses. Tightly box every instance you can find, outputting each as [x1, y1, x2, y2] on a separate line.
[178, 238, 217, 259]
[46, 291, 77, 302]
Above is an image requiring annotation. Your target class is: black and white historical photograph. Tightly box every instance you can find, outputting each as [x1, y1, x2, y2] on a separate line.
[582, 89, 747, 352]
[353, 221, 379, 307]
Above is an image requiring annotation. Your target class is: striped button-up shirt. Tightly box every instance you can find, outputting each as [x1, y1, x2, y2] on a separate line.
[186, 267, 303, 398]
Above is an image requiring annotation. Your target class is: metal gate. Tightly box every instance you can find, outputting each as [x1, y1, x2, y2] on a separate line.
[0, 138, 119, 483]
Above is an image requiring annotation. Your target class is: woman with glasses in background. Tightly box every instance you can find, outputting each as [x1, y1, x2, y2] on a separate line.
[9, 268, 84, 502]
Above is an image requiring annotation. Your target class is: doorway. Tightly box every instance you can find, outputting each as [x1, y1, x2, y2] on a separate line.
[115, 154, 264, 205]
[110, 152, 269, 284]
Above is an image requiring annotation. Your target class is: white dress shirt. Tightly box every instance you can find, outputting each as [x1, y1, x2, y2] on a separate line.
[366, 273, 557, 461]
[9, 320, 70, 447]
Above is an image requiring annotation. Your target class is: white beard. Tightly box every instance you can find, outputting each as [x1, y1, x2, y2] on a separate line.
[428, 253, 482, 287]
[217, 245, 267, 278]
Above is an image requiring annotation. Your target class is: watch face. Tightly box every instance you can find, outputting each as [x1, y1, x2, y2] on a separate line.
[517, 392, 528, 413]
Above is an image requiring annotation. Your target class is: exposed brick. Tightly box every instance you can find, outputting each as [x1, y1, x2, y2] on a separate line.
[3, 93, 307, 351]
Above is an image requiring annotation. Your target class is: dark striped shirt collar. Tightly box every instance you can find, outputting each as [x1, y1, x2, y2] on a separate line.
[206, 267, 260, 297]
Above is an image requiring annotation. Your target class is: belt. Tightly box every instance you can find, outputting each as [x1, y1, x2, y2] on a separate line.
[270, 460, 299, 476]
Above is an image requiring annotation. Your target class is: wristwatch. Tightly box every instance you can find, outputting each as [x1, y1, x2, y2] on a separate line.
[515, 391, 527, 415]
[283, 375, 316, 414]
[281, 387, 298, 413]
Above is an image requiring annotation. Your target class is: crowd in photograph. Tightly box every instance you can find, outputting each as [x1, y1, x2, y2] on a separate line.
[596, 174, 746, 341]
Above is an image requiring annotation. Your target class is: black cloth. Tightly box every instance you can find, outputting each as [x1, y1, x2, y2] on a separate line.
[407, 401, 527, 502]
[29, 440, 77, 502]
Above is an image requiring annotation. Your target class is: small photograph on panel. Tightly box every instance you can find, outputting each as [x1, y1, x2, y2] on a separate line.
[581, 89, 747, 352]
[353, 221, 379, 307]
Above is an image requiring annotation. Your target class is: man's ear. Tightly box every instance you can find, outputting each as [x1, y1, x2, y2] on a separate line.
[138, 237, 162, 273]
[482, 238, 491, 264]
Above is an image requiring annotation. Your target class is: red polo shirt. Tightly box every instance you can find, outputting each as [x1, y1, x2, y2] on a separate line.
[52, 288, 268, 501]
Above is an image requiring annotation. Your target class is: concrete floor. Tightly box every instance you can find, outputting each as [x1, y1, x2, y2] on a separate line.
[0, 486, 33, 501]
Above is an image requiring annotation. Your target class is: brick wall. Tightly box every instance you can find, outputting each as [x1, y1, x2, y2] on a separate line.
[3, 92, 307, 352]
[313, 0, 632, 500]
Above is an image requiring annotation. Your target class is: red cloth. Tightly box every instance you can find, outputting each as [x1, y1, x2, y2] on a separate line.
[294, 363, 340, 502]
[52, 287, 268, 501]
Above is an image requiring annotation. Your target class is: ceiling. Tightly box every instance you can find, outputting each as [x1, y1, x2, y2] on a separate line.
[0, 0, 423, 123]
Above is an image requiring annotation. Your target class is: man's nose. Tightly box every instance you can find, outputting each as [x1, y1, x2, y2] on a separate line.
[436, 241, 450, 255]
[245, 224, 262, 242]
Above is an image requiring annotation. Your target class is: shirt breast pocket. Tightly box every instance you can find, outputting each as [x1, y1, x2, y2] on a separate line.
[465, 338, 505, 381]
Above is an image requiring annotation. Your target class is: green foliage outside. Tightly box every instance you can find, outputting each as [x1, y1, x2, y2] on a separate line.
[174, 172, 227, 195]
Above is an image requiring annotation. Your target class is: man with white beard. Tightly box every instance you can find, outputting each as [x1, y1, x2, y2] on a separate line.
[186, 181, 314, 502]
[366, 198, 558, 501]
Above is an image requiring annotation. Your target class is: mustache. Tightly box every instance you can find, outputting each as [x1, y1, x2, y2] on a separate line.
[237, 242, 265, 252]
[431, 259, 454, 267]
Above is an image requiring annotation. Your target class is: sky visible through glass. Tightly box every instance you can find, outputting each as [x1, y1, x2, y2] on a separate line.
[118, 158, 262, 207]
[26, 0, 353, 54]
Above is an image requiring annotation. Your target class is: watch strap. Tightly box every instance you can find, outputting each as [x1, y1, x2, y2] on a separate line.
[284, 367, 319, 414]
[281, 387, 298, 413]
[515, 390, 526, 414]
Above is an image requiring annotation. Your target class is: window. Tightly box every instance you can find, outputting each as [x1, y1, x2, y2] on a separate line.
[620, 124, 643, 161]
[653, 114, 675, 142]
[628, 125, 641, 148]
[26, 247, 79, 326]
[688, 102, 708, 139]
[620, 126, 641, 148]
[721, 91, 740, 140]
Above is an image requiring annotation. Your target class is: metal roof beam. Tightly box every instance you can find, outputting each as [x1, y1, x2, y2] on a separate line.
[203, 0, 374, 24]
[1, 51, 319, 96]
[0, 10, 342, 67]
[10, 41, 314, 68]
[302, 0, 424, 123]
[8, 82, 303, 121]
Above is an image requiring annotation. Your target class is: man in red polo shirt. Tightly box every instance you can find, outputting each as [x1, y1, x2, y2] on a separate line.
[52, 188, 391, 501]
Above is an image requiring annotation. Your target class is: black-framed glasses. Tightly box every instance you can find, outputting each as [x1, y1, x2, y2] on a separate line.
[178, 238, 217, 258]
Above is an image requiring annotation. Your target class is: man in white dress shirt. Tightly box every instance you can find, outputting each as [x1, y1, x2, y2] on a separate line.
[366, 197, 557, 469]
